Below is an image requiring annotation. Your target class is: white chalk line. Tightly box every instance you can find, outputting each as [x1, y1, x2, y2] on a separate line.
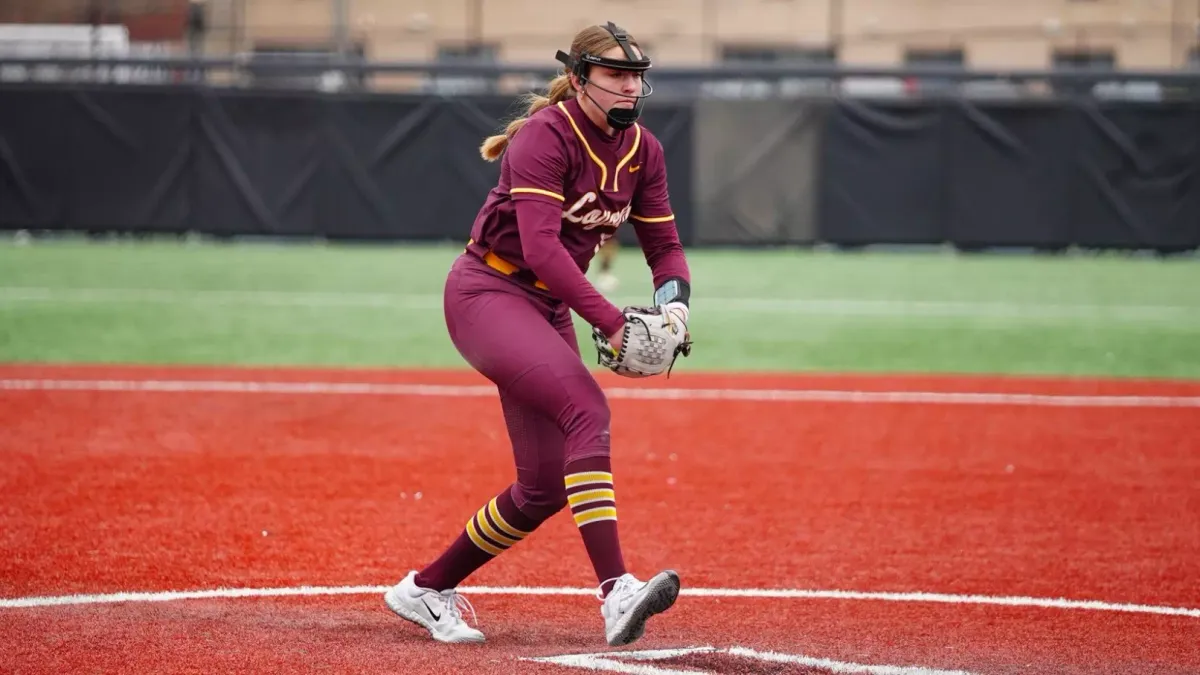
[730, 646, 976, 675]
[2, 584, 1198, 619]
[525, 645, 981, 675]
[2, 378, 1198, 408]
[1, 286, 1196, 322]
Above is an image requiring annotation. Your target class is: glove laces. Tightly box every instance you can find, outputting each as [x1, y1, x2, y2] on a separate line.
[657, 304, 693, 377]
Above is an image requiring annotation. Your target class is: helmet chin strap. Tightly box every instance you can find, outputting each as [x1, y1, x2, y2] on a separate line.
[578, 79, 649, 132]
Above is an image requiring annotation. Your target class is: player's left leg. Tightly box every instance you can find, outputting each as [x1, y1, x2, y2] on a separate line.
[384, 398, 568, 645]
[406, 394, 568, 592]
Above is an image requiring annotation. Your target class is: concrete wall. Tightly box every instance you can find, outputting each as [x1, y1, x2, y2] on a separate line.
[224, 0, 1199, 68]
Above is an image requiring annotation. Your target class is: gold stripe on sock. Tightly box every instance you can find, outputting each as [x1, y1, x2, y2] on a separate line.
[567, 488, 615, 507]
[572, 506, 618, 527]
[476, 507, 521, 548]
[488, 498, 531, 539]
[465, 516, 505, 556]
[565, 471, 613, 488]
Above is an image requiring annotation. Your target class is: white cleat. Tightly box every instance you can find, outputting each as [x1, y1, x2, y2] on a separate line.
[384, 571, 485, 644]
[601, 570, 681, 647]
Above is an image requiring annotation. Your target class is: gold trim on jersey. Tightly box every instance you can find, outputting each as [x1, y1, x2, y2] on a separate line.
[630, 213, 675, 223]
[612, 124, 642, 192]
[510, 187, 565, 201]
[557, 102, 608, 191]
[556, 101, 641, 193]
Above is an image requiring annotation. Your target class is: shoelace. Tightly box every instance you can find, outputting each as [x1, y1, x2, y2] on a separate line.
[596, 576, 622, 601]
[596, 575, 640, 605]
[441, 590, 479, 626]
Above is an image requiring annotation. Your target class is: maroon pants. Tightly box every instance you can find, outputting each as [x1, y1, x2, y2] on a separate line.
[443, 253, 611, 521]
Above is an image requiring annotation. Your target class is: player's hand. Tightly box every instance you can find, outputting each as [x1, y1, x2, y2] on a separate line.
[592, 306, 692, 378]
[606, 320, 625, 355]
[662, 302, 689, 329]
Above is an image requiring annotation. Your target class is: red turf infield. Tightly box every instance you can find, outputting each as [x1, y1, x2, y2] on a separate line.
[1, 364, 1198, 674]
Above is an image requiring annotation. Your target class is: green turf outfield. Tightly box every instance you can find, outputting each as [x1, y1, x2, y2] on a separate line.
[1, 237, 1197, 378]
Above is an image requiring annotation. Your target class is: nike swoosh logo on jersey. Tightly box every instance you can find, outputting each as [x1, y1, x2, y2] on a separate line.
[629, 164, 641, 173]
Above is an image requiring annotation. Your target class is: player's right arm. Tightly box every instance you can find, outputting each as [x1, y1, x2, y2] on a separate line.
[507, 119, 626, 340]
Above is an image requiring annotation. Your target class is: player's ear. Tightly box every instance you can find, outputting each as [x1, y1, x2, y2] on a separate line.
[569, 72, 582, 92]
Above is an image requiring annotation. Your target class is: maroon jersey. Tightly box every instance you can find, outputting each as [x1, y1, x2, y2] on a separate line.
[465, 97, 689, 337]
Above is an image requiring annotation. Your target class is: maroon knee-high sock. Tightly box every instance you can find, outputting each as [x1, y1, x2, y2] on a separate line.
[564, 456, 627, 597]
[414, 486, 539, 592]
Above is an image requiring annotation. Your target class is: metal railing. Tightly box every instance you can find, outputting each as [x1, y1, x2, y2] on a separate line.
[2, 54, 1198, 100]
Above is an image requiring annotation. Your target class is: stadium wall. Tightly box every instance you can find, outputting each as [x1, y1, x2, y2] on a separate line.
[0, 83, 1197, 251]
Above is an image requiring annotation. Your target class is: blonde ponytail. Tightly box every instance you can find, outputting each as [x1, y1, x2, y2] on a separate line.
[479, 73, 574, 161]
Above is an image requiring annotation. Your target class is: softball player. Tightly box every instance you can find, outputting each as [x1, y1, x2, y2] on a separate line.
[384, 21, 693, 648]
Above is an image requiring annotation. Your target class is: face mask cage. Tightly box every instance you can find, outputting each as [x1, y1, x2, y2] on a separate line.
[554, 22, 654, 130]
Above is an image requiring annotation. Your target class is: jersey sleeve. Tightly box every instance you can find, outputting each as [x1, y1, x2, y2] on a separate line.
[629, 132, 675, 226]
[630, 133, 690, 288]
[506, 119, 570, 206]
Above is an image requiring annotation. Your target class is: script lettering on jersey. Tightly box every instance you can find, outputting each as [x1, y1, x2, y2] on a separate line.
[562, 191, 632, 230]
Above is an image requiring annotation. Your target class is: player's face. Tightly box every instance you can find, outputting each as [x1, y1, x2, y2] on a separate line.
[583, 44, 644, 111]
